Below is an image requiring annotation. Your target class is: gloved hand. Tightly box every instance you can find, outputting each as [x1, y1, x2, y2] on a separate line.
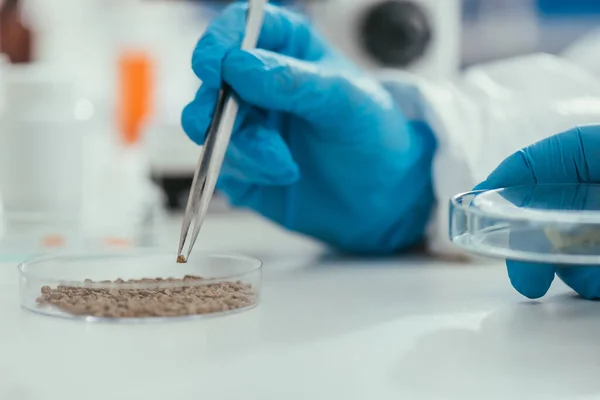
[475, 125, 600, 299]
[181, 3, 436, 254]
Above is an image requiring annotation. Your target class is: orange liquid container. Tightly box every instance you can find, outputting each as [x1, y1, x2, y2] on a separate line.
[117, 51, 154, 145]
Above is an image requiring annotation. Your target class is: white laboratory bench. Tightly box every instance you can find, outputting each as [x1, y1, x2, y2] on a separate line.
[1, 211, 599, 400]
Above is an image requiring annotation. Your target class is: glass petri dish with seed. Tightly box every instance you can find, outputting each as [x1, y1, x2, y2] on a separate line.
[450, 183, 600, 265]
[18, 251, 262, 322]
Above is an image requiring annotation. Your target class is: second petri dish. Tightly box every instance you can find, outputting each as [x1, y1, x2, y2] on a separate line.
[0, 212, 165, 262]
[19, 251, 262, 322]
[450, 183, 600, 265]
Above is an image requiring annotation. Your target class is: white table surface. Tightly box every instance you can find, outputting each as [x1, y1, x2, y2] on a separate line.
[1, 211, 599, 400]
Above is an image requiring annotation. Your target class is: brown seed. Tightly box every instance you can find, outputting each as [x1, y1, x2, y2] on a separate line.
[35, 275, 255, 319]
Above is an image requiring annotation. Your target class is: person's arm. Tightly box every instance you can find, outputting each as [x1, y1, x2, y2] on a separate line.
[378, 53, 600, 257]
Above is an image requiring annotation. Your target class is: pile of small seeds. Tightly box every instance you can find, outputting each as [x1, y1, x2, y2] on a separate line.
[36, 275, 256, 318]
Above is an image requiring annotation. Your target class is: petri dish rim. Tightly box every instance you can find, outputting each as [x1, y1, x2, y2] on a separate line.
[450, 183, 600, 225]
[18, 250, 263, 288]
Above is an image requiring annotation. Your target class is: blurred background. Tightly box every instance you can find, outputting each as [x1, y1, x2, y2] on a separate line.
[1, 0, 600, 256]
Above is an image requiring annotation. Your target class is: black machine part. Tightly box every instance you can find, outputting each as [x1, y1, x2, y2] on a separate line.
[359, 0, 432, 67]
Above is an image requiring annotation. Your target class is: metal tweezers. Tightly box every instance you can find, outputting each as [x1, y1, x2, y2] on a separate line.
[177, 0, 268, 262]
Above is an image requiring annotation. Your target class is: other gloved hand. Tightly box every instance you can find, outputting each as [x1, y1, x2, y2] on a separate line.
[475, 125, 600, 299]
[181, 3, 436, 254]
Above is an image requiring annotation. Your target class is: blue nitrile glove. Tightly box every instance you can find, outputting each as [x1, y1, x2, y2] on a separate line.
[181, 3, 436, 254]
[475, 125, 600, 299]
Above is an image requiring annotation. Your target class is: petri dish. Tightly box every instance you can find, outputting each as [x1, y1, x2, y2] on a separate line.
[0, 212, 165, 262]
[18, 251, 262, 322]
[449, 183, 600, 265]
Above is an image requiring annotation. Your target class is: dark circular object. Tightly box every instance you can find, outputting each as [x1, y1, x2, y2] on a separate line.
[359, 0, 432, 67]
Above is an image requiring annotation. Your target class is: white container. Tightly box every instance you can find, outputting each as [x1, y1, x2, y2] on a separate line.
[0, 64, 87, 219]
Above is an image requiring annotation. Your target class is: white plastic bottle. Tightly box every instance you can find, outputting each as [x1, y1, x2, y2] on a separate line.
[0, 64, 88, 219]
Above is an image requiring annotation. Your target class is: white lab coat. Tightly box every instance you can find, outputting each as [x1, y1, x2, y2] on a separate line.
[378, 32, 600, 258]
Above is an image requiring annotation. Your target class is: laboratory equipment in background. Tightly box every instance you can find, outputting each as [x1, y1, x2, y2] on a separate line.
[306, 0, 461, 79]
[0, 0, 167, 258]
